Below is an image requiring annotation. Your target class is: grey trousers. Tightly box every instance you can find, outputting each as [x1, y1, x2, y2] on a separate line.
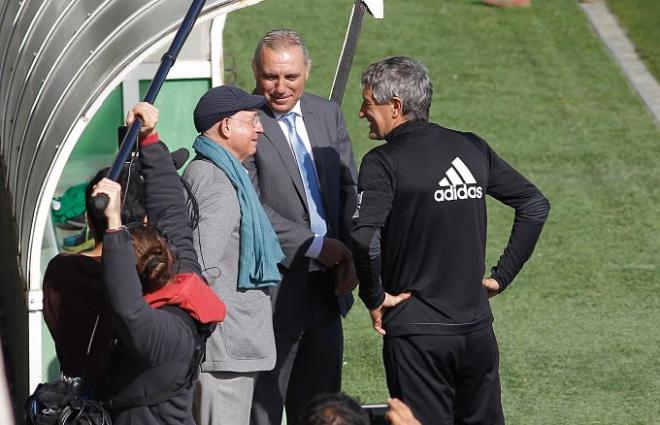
[193, 371, 258, 425]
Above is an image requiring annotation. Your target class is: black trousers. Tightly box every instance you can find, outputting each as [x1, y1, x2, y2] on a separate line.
[251, 272, 343, 425]
[383, 326, 504, 425]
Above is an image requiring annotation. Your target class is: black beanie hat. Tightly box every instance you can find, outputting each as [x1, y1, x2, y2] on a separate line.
[193, 85, 266, 133]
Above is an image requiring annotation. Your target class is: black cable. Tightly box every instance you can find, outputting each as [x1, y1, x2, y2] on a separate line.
[120, 147, 139, 212]
[79, 315, 100, 391]
[180, 175, 214, 278]
[58, 399, 112, 425]
[181, 176, 199, 230]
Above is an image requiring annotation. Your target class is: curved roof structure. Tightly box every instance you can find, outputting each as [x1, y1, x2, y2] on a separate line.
[0, 0, 262, 292]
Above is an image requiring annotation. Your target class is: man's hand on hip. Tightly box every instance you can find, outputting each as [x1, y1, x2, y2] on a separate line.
[482, 277, 501, 298]
[370, 292, 412, 336]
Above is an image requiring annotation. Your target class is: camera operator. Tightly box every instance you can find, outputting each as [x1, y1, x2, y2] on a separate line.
[91, 103, 225, 424]
[43, 134, 146, 398]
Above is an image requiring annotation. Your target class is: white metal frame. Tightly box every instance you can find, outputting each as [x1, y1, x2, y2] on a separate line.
[27, 13, 228, 392]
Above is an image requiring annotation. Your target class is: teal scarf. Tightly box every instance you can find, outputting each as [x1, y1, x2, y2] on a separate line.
[193, 135, 284, 289]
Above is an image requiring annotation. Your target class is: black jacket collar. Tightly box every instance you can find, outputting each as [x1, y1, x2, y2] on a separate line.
[385, 120, 429, 142]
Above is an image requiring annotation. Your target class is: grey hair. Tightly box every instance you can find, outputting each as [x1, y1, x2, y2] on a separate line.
[253, 28, 311, 68]
[361, 56, 432, 122]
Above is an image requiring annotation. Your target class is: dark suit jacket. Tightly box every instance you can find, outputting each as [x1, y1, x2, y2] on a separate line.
[246, 92, 358, 330]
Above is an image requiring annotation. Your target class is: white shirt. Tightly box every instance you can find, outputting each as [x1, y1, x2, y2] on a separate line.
[273, 101, 325, 259]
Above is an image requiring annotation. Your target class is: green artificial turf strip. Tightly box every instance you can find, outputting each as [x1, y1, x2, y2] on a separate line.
[606, 0, 660, 84]
[224, 0, 660, 422]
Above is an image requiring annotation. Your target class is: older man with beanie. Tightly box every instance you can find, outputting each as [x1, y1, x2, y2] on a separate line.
[184, 85, 284, 425]
[351, 56, 550, 424]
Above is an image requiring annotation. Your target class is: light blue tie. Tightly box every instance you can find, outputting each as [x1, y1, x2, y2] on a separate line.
[281, 112, 328, 236]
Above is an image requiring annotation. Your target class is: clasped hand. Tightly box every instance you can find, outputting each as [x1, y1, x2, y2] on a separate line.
[317, 238, 358, 295]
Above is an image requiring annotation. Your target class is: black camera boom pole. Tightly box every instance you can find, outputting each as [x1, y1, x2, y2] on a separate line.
[93, 0, 207, 210]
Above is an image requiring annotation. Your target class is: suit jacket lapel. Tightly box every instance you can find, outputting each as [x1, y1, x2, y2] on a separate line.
[259, 107, 308, 208]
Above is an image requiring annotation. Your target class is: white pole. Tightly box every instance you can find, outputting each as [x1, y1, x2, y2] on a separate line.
[27, 290, 44, 393]
[211, 14, 227, 87]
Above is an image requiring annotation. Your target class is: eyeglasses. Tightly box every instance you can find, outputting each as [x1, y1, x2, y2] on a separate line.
[227, 115, 261, 127]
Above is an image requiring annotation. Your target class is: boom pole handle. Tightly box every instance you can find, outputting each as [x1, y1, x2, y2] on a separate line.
[93, 0, 207, 211]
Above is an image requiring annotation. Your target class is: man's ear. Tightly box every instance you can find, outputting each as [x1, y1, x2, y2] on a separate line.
[218, 119, 231, 138]
[205, 120, 228, 140]
[391, 97, 404, 119]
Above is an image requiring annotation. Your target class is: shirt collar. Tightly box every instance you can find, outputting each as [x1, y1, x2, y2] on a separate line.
[385, 120, 428, 142]
[272, 101, 303, 120]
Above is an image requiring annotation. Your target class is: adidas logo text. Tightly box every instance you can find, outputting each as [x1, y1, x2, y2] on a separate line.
[434, 185, 483, 202]
[434, 157, 483, 203]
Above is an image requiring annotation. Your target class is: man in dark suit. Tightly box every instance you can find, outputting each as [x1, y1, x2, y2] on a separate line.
[247, 28, 358, 425]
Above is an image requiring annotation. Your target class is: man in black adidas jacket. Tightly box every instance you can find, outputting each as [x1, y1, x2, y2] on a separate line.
[350, 56, 550, 425]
